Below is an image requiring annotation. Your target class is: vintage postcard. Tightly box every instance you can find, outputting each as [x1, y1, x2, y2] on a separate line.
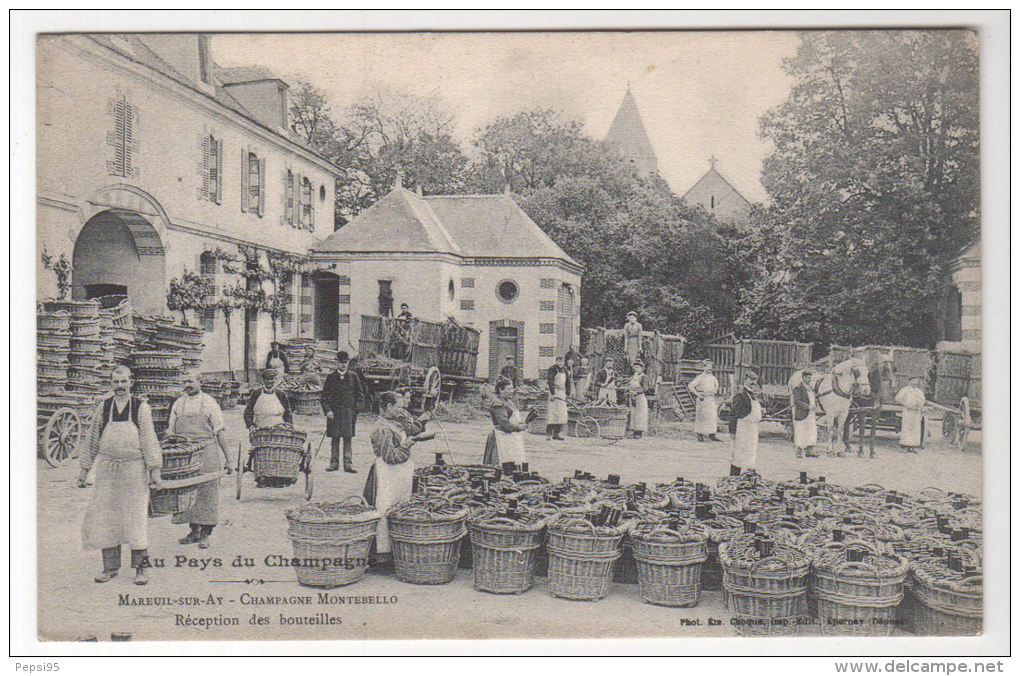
[22, 18, 1007, 651]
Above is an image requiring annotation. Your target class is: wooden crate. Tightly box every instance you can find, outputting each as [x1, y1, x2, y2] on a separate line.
[358, 315, 479, 377]
[702, 336, 812, 396]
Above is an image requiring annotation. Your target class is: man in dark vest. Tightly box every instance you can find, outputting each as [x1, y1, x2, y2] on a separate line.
[320, 350, 365, 473]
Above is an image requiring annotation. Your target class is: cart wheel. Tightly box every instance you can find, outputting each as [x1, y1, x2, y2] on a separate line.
[574, 417, 600, 439]
[235, 442, 244, 501]
[424, 366, 443, 400]
[942, 412, 959, 443]
[42, 407, 82, 468]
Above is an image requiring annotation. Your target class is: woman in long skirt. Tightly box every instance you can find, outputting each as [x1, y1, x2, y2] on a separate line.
[483, 378, 531, 466]
[627, 361, 649, 438]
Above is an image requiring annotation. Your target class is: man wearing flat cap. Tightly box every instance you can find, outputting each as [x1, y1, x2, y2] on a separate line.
[264, 341, 289, 374]
[321, 351, 365, 473]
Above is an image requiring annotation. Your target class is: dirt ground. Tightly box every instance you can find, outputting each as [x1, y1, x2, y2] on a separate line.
[37, 408, 982, 642]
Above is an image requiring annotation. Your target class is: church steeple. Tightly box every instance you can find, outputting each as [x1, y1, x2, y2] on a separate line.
[603, 85, 658, 176]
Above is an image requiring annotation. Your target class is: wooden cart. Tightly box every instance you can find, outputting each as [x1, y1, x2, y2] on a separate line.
[937, 397, 982, 450]
[235, 427, 313, 501]
[37, 394, 94, 467]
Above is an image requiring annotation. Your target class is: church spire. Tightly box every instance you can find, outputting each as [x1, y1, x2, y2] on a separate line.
[603, 86, 658, 176]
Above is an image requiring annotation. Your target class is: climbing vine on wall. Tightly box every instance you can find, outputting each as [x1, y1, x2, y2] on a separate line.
[41, 248, 72, 300]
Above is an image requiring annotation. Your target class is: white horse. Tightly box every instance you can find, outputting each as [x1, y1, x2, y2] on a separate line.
[804, 358, 871, 456]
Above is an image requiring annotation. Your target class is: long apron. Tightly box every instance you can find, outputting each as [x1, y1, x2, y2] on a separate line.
[691, 375, 719, 435]
[547, 371, 569, 425]
[731, 398, 762, 470]
[82, 403, 149, 550]
[625, 325, 641, 364]
[628, 375, 648, 432]
[793, 388, 818, 449]
[494, 405, 527, 465]
[372, 420, 414, 554]
[171, 399, 220, 527]
[900, 408, 924, 447]
[253, 390, 286, 428]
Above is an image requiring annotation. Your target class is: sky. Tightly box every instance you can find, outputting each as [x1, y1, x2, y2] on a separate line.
[212, 31, 801, 203]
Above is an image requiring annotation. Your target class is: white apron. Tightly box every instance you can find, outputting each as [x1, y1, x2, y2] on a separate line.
[373, 420, 414, 554]
[171, 396, 220, 526]
[793, 388, 818, 449]
[598, 370, 617, 404]
[900, 409, 924, 447]
[731, 398, 762, 470]
[253, 390, 286, 428]
[628, 374, 648, 432]
[547, 371, 569, 425]
[82, 401, 150, 550]
[494, 403, 527, 465]
[690, 374, 719, 434]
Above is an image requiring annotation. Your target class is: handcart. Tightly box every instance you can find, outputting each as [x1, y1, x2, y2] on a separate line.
[938, 397, 982, 451]
[569, 397, 627, 444]
[37, 394, 94, 467]
[235, 424, 313, 501]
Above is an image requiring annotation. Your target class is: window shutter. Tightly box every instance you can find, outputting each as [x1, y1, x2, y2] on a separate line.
[123, 100, 134, 176]
[240, 148, 249, 213]
[258, 157, 266, 217]
[309, 203, 315, 230]
[200, 135, 210, 200]
[215, 139, 223, 204]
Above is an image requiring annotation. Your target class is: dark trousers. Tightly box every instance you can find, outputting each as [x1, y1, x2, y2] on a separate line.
[188, 524, 214, 535]
[330, 437, 353, 466]
[101, 545, 147, 571]
[546, 424, 564, 438]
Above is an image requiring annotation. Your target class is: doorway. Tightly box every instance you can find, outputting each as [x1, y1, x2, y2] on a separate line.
[489, 319, 524, 380]
[314, 272, 340, 342]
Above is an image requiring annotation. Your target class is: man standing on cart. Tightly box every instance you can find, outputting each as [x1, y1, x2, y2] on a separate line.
[170, 371, 233, 549]
[321, 350, 365, 473]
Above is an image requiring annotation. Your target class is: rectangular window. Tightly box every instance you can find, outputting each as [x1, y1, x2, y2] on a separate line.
[461, 278, 475, 288]
[539, 346, 555, 358]
[200, 307, 216, 332]
[207, 136, 222, 203]
[339, 314, 351, 324]
[539, 323, 555, 334]
[460, 300, 475, 311]
[300, 177, 314, 229]
[248, 153, 261, 214]
[106, 95, 135, 177]
[285, 170, 295, 225]
[539, 300, 555, 312]
[558, 283, 575, 314]
[540, 278, 556, 289]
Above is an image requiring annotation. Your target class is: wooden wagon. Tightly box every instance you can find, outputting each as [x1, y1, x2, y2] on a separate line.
[37, 393, 95, 467]
[357, 315, 480, 412]
[931, 348, 982, 450]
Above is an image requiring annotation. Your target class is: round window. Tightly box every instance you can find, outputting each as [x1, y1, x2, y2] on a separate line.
[448, 279, 455, 301]
[496, 279, 519, 304]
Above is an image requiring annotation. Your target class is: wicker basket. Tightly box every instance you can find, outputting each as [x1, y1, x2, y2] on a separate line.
[288, 390, 323, 416]
[813, 555, 908, 637]
[583, 405, 629, 438]
[70, 337, 106, 354]
[546, 518, 626, 601]
[37, 362, 69, 380]
[468, 516, 545, 594]
[388, 504, 468, 585]
[251, 424, 308, 449]
[37, 312, 71, 331]
[37, 329, 72, 349]
[132, 351, 184, 370]
[71, 320, 102, 337]
[68, 300, 101, 319]
[912, 572, 982, 636]
[720, 541, 811, 637]
[148, 485, 198, 518]
[285, 499, 381, 588]
[252, 444, 305, 480]
[631, 526, 709, 608]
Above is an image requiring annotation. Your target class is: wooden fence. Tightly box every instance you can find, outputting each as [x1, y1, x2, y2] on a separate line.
[700, 336, 813, 396]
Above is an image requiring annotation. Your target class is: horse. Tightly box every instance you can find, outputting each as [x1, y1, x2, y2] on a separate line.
[810, 357, 871, 456]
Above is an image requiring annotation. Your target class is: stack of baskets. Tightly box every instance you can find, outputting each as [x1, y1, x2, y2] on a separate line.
[630, 522, 709, 607]
[468, 510, 548, 594]
[250, 424, 308, 485]
[387, 500, 469, 585]
[148, 435, 204, 517]
[812, 545, 909, 636]
[37, 305, 72, 393]
[131, 350, 185, 435]
[282, 338, 316, 373]
[546, 518, 627, 601]
[720, 534, 811, 636]
[280, 380, 323, 416]
[284, 498, 381, 588]
[61, 300, 108, 395]
[151, 322, 205, 371]
[200, 380, 240, 411]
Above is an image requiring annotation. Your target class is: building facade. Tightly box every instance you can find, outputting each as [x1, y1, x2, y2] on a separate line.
[311, 180, 583, 380]
[939, 241, 982, 353]
[37, 34, 339, 376]
[681, 157, 752, 226]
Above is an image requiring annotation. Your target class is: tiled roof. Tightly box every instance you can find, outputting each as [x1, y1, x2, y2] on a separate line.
[313, 186, 579, 267]
[603, 88, 658, 173]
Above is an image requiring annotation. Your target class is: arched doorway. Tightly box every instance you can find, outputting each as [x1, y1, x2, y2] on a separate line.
[72, 209, 166, 314]
[313, 271, 340, 344]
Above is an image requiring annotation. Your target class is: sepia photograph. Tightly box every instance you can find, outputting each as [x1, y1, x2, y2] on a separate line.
[12, 9, 1009, 658]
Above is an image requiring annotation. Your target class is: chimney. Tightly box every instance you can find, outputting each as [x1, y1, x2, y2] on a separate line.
[415, 184, 423, 197]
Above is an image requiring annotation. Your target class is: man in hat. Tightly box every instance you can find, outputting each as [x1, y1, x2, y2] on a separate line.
[397, 303, 413, 321]
[244, 368, 293, 430]
[169, 371, 233, 548]
[687, 360, 721, 442]
[895, 376, 927, 453]
[264, 342, 289, 374]
[728, 371, 763, 476]
[623, 312, 643, 366]
[77, 365, 162, 585]
[321, 350, 365, 473]
[499, 354, 520, 388]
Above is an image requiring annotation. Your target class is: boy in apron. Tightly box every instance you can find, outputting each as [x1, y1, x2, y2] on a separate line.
[728, 371, 762, 476]
[627, 360, 649, 438]
[169, 372, 233, 548]
[77, 366, 163, 585]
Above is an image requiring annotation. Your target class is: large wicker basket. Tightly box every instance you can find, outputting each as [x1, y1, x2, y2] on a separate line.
[288, 390, 323, 416]
[468, 515, 545, 594]
[583, 405, 629, 438]
[546, 518, 626, 601]
[388, 504, 469, 585]
[720, 540, 811, 636]
[148, 485, 198, 518]
[250, 425, 307, 480]
[911, 571, 982, 636]
[813, 553, 909, 637]
[285, 499, 381, 588]
[630, 525, 708, 608]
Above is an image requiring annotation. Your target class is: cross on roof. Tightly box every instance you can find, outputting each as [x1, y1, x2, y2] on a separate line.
[708, 155, 718, 170]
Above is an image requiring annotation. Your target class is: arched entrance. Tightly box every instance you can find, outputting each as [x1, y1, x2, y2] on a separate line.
[72, 208, 166, 314]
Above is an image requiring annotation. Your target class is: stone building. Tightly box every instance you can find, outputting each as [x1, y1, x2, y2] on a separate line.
[681, 157, 752, 227]
[311, 178, 583, 380]
[36, 34, 339, 376]
[939, 241, 982, 353]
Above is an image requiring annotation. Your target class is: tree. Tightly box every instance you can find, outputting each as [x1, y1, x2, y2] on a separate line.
[40, 248, 72, 300]
[166, 270, 209, 326]
[740, 31, 979, 348]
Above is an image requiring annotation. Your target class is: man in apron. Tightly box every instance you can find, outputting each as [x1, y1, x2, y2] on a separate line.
[169, 372, 233, 549]
[627, 360, 649, 438]
[243, 368, 294, 486]
[483, 377, 532, 466]
[895, 376, 927, 453]
[320, 351, 365, 473]
[791, 369, 819, 458]
[594, 357, 618, 405]
[728, 371, 762, 476]
[687, 360, 721, 442]
[77, 365, 162, 585]
[362, 392, 419, 567]
[265, 342, 289, 374]
[545, 355, 571, 441]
